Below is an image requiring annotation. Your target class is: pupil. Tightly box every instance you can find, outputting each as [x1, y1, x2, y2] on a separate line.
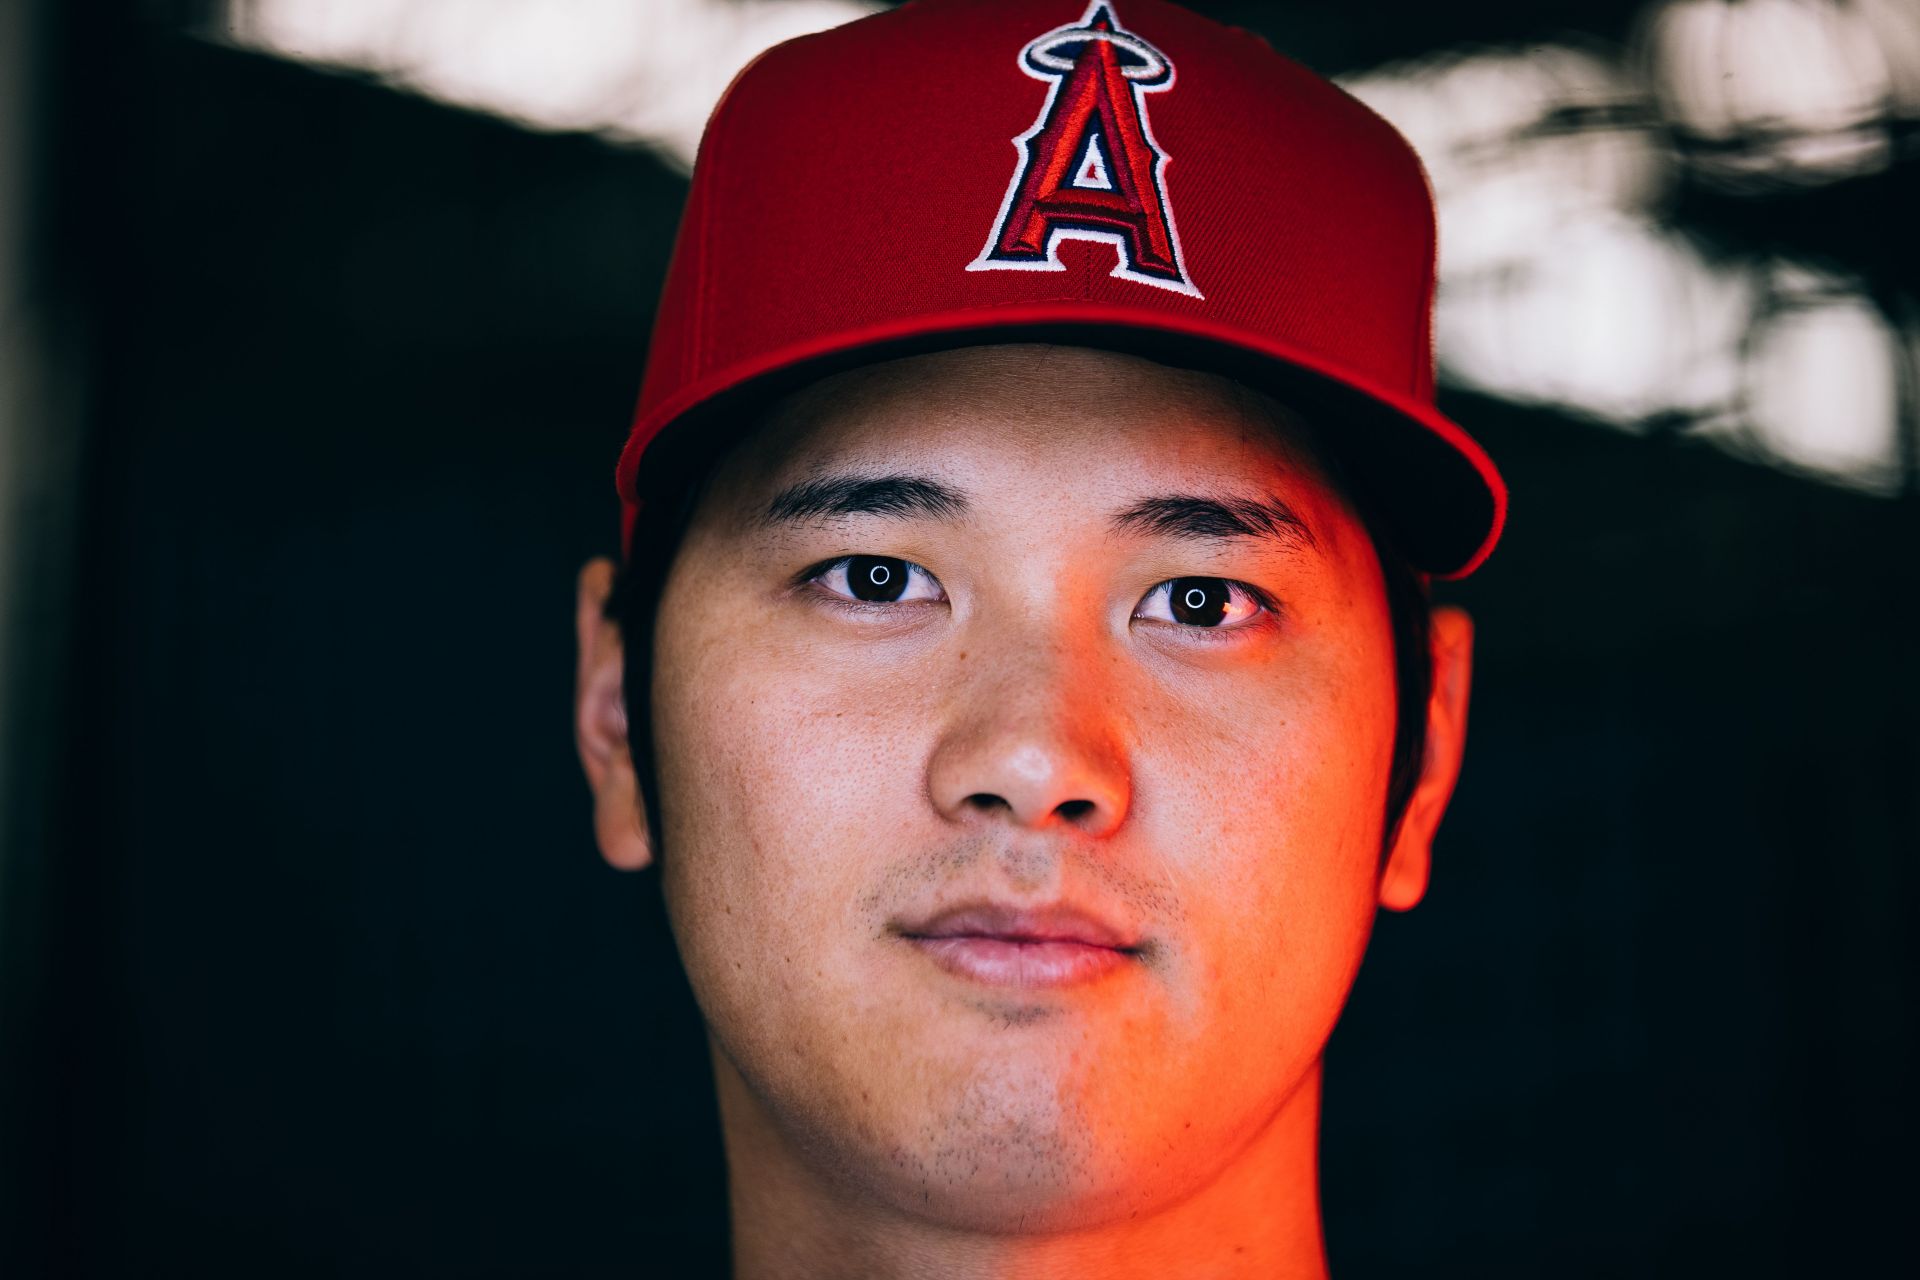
[1169, 577, 1229, 626]
[847, 555, 908, 602]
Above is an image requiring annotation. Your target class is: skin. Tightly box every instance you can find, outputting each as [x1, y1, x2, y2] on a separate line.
[575, 345, 1475, 1279]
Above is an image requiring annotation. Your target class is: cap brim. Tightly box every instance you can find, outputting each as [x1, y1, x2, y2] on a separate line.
[619, 302, 1506, 579]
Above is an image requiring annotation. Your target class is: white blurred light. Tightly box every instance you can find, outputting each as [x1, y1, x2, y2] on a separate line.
[1348, 40, 1913, 493]
[1862, 0, 1920, 114]
[222, 0, 882, 170]
[1640, 0, 1920, 188]
[1347, 45, 1667, 277]
[1436, 213, 1754, 424]
[1346, 48, 1756, 424]
[1733, 266, 1906, 491]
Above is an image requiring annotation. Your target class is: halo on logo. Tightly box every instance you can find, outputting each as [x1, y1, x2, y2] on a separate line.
[1023, 26, 1171, 85]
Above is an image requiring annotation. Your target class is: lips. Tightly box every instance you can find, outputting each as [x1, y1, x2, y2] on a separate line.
[895, 902, 1142, 989]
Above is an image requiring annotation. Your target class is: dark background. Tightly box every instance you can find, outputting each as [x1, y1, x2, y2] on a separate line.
[2, 0, 1915, 1275]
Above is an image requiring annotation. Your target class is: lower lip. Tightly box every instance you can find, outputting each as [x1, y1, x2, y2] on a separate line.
[906, 936, 1134, 988]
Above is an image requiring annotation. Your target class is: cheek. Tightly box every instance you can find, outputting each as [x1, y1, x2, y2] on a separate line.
[1137, 627, 1395, 1070]
[646, 597, 935, 1046]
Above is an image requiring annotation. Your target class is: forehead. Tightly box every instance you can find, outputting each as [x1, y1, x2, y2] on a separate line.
[702, 344, 1355, 522]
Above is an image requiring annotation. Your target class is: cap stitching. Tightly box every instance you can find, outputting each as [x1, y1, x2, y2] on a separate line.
[688, 44, 785, 383]
[1410, 148, 1440, 400]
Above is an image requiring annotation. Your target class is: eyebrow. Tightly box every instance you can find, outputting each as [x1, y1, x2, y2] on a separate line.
[1109, 493, 1318, 550]
[760, 471, 1316, 551]
[762, 473, 971, 525]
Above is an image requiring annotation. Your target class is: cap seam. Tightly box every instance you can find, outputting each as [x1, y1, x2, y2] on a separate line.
[689, 45, 785, 385]
[1411, 150, 1439, 400]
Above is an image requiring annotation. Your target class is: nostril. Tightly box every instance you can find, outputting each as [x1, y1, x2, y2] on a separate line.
[1053, 799, 1096, 823]
[965, 793, 1013, 813]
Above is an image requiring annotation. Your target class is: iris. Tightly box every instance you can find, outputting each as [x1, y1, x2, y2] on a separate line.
[1168, 577, 1230, 626]
[846, 555, 909, 602]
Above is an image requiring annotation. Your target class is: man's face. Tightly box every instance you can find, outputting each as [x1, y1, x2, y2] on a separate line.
[646, 344, 1401, 1229]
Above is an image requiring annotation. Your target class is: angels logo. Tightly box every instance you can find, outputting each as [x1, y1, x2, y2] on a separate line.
[969, 2, 1199, 297]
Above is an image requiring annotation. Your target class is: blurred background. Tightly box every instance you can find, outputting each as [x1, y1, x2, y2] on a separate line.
[1, 0, 1915, 1274]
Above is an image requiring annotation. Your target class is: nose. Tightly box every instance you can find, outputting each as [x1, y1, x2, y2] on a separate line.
[925, 636, 1132, 837]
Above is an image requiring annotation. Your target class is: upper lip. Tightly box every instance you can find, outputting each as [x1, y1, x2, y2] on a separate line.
[895, 901, 1141, 952]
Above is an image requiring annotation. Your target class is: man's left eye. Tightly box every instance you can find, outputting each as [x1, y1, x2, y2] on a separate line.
[810, 555, 946, 605]
[1134, 577, 1269, 629]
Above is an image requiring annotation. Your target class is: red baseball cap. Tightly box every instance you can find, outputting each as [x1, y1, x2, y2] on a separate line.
[617, 0, 1506, 578]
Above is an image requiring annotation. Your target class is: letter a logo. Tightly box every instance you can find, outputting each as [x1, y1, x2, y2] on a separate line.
[969, 2, 1199, 297]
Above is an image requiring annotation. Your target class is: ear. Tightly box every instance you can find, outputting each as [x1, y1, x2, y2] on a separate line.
[575, 557, 653, 871]
[1378, 604, 1474, 912]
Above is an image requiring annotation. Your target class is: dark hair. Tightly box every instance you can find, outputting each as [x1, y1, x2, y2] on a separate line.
[606, 409, 1432, 866]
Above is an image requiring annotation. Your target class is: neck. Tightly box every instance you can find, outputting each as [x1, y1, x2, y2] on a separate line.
[716, 1054, 1331, 1280]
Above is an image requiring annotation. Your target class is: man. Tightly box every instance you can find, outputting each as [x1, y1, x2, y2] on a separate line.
[574, 1, 1505, 1274]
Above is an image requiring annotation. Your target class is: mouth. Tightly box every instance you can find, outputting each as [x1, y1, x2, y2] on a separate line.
[893, 902, 1144, 989]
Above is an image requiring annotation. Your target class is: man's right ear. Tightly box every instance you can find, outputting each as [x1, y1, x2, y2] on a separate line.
[574, 557, 654, 871]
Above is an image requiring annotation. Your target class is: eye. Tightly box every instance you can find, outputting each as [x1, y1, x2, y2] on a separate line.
[1134, 576, 1271, 630]
[808, 555, 946, 605]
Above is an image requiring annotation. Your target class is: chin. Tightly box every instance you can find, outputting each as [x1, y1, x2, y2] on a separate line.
[836, 1057, 1218, 1234]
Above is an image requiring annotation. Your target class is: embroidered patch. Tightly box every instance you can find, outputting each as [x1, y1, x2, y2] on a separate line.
[969, 1, 1199, 297]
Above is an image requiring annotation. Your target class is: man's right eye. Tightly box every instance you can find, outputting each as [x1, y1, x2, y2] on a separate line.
[807, 555, 946, 605]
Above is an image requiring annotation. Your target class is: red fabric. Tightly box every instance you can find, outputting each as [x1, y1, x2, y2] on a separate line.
[618, 0, 1506, 578]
